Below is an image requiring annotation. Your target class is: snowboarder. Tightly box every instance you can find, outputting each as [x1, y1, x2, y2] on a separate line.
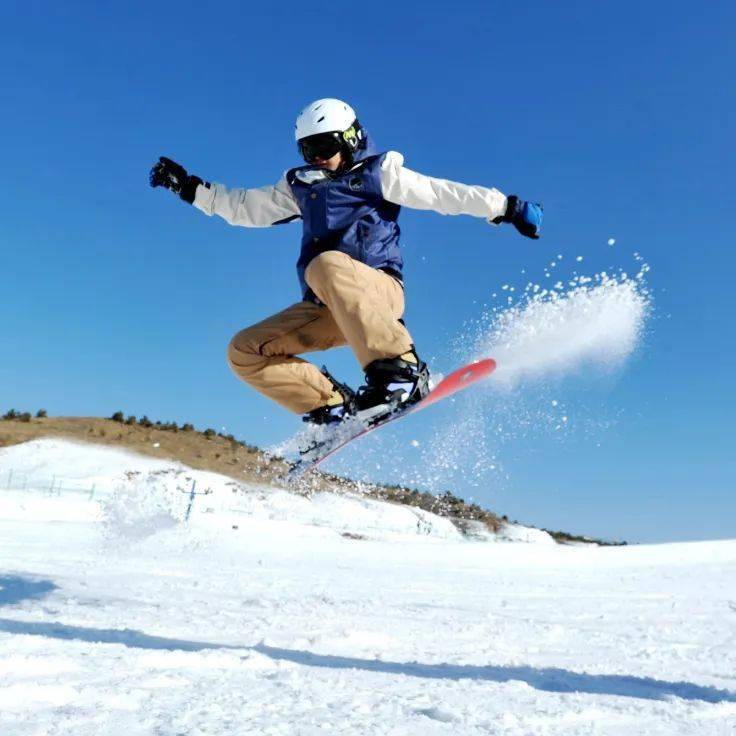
[149, 98, 542, 426]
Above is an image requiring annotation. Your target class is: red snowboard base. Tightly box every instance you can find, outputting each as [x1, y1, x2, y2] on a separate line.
[286, 358, 497, 482]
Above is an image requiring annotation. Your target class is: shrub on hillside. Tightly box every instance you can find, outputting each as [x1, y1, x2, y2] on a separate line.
[125, 415, 136, 425]
[139, 415, 153, 428]
[203, 428, 216, 439]
[181, 423, 194, 432]
[111, 411, 125, 423]
[2, 409, 19, 420]
[19, 412, 32, 423]
[36, 409, 47, 418]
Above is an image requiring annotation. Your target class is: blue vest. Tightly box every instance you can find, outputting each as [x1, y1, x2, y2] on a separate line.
[286, 143, 403, 299]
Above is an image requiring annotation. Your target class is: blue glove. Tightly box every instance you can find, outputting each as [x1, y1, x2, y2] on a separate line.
[494, 195, 543, 239]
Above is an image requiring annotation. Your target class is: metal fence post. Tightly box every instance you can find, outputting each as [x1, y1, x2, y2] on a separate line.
[185, 480, 197, 523]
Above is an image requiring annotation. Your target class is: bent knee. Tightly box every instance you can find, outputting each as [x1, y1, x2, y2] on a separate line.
[227, 329, 265, 374]
[305, 250, 351, 284]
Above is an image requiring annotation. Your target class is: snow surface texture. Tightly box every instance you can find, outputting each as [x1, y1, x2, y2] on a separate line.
[1, 440, 735, 735]
[0, 439, 486, 542]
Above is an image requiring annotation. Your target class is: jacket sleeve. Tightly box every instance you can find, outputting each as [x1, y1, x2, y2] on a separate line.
[379, 151, 508, 222]
[192, 173, 301, 227]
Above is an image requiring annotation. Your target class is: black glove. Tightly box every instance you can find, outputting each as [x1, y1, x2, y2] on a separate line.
[493, 195, 543, 239]
[149, 156, 205, 204]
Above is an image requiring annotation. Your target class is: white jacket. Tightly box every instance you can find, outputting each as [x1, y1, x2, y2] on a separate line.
[192, 151, 508, 227]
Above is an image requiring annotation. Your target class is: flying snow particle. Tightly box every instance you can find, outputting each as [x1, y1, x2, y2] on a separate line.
[471, 267, 651, 387]
[608, 238, 616, 246]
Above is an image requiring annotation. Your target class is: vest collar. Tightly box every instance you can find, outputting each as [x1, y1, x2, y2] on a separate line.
[293, 158, 369, 185]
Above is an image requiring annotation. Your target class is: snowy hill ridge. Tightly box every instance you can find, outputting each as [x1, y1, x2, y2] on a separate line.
[1, 415, 622, 544]
[0, 438, 552, 544]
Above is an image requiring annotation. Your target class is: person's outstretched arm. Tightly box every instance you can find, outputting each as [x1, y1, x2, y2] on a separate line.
[379, 151, 542, 239]
[149, 157, 301, 227]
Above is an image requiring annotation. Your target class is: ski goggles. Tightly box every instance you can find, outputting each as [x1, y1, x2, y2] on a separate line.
[298, 131, 343, 163]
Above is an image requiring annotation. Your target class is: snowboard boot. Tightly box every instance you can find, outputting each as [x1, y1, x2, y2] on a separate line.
[355, 348, 430, 419]
[302, 367, 357, 426]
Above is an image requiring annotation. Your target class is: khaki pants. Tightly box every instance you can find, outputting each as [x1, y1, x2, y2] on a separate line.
[227, 251, 414, 414]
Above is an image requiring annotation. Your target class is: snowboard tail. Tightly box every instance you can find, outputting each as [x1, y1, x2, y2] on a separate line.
[286, 358, 496, 482]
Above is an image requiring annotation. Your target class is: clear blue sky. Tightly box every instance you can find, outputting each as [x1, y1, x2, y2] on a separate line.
[2, 2, 734, 543]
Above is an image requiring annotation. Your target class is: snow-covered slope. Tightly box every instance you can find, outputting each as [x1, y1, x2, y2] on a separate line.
[1, 439, 735, 735]
[0, 438, 544, 542]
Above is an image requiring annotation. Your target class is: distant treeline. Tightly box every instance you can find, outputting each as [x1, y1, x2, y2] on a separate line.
[107, 411, 259, 451]
[2, 409, 46, 422]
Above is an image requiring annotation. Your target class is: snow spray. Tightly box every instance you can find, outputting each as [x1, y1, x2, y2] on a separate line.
[101, 475, 189, 541]
[369, 252, 652, 499]
[407, 253, 654, 494]
[467, 257, 651, 387]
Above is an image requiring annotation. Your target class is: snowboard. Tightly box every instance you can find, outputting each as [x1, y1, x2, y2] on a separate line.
[286, 358, 497, 482]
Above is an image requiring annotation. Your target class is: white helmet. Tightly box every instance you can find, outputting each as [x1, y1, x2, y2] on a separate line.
[294, 98, 366, 164]
[294, 98, 356, 141]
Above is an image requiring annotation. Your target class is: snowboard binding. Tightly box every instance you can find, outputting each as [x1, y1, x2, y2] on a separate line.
[302, 350, 430, 429]
[302, 367, 357, 426]
[355, 349, 430, 420]
[287, 357, 496, 482]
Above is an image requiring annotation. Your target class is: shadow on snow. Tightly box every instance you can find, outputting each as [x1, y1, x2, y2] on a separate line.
[0, 618, 245, 653]
[253, 645, 736, 705]
[0, 573, 242, 653]
[0, 574, 58, 607]
[2, 574, 734, 704]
